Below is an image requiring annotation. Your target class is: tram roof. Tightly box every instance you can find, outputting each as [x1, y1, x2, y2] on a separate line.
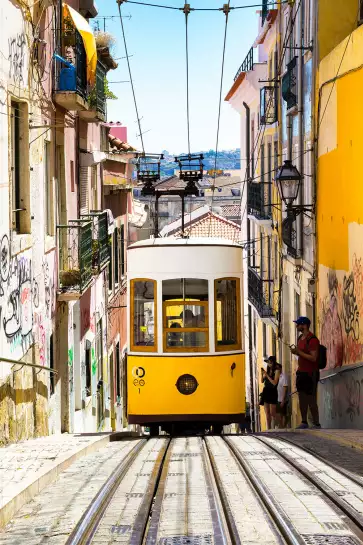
[128, 237, 242, 250]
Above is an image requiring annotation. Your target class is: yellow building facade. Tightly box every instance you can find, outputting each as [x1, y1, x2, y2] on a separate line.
[317, 2, 363, 427]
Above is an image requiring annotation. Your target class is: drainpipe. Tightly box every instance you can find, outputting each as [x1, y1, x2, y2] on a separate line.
[298, 0, 304, 255]
[243, 102, 251, 180]
[76, 114, 81, 217]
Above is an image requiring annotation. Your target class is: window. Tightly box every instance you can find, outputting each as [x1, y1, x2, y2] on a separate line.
[267, 142, 272, 212]
[114, 227, 119, 288]
[215, 278, 241, 351]
[91, 165, 98, 210]
[267, 236, 272, 306]
[274, 239, 279, 280]
[261, 143, 265, 183]
[116, 342, 121, 400]
[272, 329, 277, 358]
[260, 232, 264, 278]
[70, 160, 75, 193]
[11, 100, 29, 233]
[263, 323, 267, 357]
[163, 278, 208, 352]
[85, 340, 91, 397]
[131, 279, 156, 351]
[44, 141, 54, 236]
[121, 224, 125, 276]
[96, 319, 103, 380]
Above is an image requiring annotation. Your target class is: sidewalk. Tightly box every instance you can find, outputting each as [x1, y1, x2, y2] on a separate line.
[0, 432, 132, 528]
[300, 428, 363, 452]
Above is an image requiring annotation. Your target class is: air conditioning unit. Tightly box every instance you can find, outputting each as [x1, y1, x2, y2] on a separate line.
[308, 278, 316, 294]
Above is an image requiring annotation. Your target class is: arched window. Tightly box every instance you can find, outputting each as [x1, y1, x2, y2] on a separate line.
[131, 279, 157, 352]
[215, 278, 241, 351]
[162, 278, 208, 352]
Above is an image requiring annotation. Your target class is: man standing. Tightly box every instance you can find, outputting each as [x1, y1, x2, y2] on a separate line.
[290, 317, 321, 429]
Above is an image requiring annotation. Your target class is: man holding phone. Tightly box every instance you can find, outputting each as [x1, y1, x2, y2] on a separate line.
[290, 316, 321, 429]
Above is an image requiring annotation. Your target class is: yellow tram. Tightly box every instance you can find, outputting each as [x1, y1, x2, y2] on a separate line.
[127, 237, 245, 434]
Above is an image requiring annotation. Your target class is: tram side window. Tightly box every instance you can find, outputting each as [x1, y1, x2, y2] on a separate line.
[131, 280, 156, 350]
[215, 278, 241, 351]
[162, 278, 208, 351]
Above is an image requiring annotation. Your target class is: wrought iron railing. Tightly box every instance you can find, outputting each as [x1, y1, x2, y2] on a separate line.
[234, 47, 254, 82]
[89, 61, 106, 117]
[282, 56, 298, 111]
[55, 29, 87, 99]
[57, 220, 93, 294]
[81, 211, 110, 272]
[260, 86, 277, 125]
[261, 0, 269, 25]
[247, 182, 272, 220]
[248, 266, 274, 318]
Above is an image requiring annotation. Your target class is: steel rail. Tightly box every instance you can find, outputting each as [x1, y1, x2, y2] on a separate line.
[256, 434, 363, 536]
[205, 437, 285, 545]
[201, 438, 230, 545]
[223, 437, 305, 545]
[128, 438, 170, 544]
[65, 439, 147, 545]
[268, 432, 363, 488]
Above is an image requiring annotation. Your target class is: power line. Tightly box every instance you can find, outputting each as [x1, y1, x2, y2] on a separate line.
[208, 1, 231, 237]
[184, 4, 191, 154]
[117, 1, 285, 11]
[117, 1, 145, 154]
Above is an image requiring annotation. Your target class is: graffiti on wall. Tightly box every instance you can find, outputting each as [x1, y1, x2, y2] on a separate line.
[320, 370, 363, 428]
[320, 255, 363, 369]
[8, 32, 26, 85]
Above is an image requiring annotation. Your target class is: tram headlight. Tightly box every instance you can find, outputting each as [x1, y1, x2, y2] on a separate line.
[176, 374, 198, 395]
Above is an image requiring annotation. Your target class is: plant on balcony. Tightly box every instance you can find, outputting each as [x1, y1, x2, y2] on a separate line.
[60, 268, 81, 287]
[88, 77, 117, 110]
[95, 32, 116, 52]
[63, 16, 76, 46]
[92, 239, 99, 271]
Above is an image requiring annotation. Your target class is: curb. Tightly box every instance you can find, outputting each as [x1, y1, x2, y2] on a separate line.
[0, 432, 140, 529]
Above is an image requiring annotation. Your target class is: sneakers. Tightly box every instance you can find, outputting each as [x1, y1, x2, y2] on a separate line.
[296, 422, 309, 429]
[311, 424, 322, 429]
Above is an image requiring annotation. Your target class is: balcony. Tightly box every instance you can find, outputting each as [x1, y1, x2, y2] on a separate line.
[261, 0, 269, 25]
[248, 266, 274, 318]
[247, 182, 272, 221]
[260, 86, 277, 125]
[57, 220, 93, 300]
[81, 211, 110, 273]
[54, 30, 89, 111]
[282, 57, 298, 112]
[234, 47, 254, 82]
[79, 61, 107, 122]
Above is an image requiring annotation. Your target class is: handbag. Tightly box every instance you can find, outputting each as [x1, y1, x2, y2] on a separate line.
[259, 390, 265, 406]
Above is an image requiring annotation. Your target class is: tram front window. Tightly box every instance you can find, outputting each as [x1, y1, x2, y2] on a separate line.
[131, 280, 156, 350]
[163, 279, 208, 351]
[215, 278, 241, 351]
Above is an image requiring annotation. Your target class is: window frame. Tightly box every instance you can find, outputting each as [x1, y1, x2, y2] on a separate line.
[130, 278, 157, 353]
[214, 277, 242, 352]
[163, 300, 209, 353]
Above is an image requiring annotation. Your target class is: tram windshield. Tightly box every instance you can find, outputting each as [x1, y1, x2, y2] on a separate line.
[163, 278, 208, 351]
[131, 280, 156, 351]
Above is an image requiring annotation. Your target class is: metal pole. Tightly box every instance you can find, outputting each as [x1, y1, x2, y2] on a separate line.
[181, 193, 185, 236]
[0, 356, 58, 374]
[154, 193, 159, 238]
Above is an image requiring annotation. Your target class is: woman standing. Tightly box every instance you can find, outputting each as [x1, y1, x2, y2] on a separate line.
[261, 356, 281, 430]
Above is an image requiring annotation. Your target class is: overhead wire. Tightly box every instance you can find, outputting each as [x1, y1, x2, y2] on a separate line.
[117, 0, 145, 154]
[208, 1, 231, 237]
[119, 1, 286, 11]
[184, 5, 191, 154]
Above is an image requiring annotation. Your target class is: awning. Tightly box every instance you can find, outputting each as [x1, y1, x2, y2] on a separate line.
[129, 199, 147, 227]
[80, 151, 106, 167]
[63, 3, 97, 86]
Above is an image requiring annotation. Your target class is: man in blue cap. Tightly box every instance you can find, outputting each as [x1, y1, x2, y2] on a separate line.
[290, 316, 321, 429]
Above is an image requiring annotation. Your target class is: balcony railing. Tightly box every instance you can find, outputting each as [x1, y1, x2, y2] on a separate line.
[234, 47, 254, 82]
[81, 211, 110, 272]
[57, 220, 93, 297]
[248, 266, 274, 318]
[247, 182, 272, 220]
[88, 61, 107, 119]
[282, 56, 298, 111]
[260, 86, 277, 125]
[55, 29, 87, 99]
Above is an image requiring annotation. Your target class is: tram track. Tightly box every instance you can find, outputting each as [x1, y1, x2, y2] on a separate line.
[12, 434, 363, 545]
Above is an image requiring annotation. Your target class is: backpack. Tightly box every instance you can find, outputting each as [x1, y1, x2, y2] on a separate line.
[307, 335, 327, 370]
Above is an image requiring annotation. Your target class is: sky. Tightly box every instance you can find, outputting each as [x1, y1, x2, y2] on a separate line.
[98, 0, 258, 154]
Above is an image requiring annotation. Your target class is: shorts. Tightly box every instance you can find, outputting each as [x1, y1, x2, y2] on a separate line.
[296, 371, 319, 395]
[277, 402, 288, 416]
[263, 387, 278, 405]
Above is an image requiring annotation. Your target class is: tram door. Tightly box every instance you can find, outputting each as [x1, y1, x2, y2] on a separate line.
[96, 319, 104, 429]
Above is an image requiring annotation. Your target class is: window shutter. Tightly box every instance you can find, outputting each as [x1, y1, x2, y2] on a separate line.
[80, 166, 89, 215]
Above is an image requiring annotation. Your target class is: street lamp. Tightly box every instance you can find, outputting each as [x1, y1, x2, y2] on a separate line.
[275, 160, 301, 208]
